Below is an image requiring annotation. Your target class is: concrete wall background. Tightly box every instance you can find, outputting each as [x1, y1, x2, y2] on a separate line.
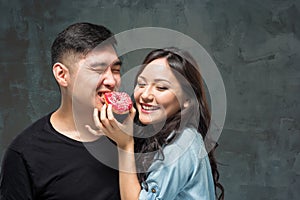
[1, 0, 299, 199]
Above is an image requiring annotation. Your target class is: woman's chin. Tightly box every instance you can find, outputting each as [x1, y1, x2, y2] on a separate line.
[139, 119, 153, 125]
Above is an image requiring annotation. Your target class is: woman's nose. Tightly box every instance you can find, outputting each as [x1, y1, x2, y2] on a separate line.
[141, 86, 154, 101]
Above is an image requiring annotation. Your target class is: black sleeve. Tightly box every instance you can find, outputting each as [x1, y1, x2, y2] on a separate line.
[0, 148, 34, 200]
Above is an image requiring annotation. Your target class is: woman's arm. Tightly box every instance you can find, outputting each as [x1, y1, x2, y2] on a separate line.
[90, 104, 141, 200]
[118, 142, 141, 200]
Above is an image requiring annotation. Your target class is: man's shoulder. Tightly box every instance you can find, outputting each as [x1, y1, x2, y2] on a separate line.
[8, 113, 52, 152]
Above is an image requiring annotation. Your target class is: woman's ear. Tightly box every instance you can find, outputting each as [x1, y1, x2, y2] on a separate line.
[52, 62, 69, 87]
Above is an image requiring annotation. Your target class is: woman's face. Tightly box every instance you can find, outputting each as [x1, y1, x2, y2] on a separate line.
[134, 58, 185, 125]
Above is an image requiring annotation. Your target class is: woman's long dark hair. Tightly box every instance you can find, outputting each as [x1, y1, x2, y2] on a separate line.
[134, 47, 224, 200]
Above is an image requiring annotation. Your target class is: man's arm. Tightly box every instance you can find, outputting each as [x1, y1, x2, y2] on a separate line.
[0, 148, 34, 200]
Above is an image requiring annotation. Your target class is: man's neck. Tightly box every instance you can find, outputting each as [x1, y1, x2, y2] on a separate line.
[50, 108, 100, 142]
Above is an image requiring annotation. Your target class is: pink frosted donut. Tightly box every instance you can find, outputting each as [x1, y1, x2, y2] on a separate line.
[104, 92, 133, 114]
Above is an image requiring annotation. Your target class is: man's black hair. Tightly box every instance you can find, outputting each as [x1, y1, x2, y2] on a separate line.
[51, 22, 115, 66]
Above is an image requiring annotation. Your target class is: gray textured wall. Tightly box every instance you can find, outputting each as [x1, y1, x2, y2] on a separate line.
[1, 0, 299, 199]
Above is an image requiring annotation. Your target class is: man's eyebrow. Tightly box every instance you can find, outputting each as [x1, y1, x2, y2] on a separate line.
[111, 60, 122, 67]
[89, 59, 122, 68]
[90, 62, 109, 68]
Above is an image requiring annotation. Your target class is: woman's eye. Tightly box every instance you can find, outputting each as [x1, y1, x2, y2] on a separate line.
[157, 86, 168, 91]
[137, 82, 146, 87]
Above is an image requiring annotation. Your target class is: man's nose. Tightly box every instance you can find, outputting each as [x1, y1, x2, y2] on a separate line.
[102, 68, 116, 88]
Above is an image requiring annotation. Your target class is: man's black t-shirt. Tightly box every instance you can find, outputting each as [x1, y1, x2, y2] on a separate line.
[0, 113, 121, 200]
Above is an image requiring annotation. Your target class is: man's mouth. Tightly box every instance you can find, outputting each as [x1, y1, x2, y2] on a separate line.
[97, 91, 106, 104]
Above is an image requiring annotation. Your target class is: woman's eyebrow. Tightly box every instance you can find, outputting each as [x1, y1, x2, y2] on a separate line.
[138, 75, 171, 84]
[153, 78, 171, 84]
[137, 75, 146, 81]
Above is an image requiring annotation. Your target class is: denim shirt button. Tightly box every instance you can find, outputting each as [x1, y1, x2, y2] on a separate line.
[151, 188, 156, 193]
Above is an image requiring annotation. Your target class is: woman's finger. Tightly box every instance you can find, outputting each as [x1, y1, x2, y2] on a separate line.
[123, 106, 136, 126]
[107, 104, 118, 129]
[85, 125, 104, 136]
[100, 104, 115, 132]
[100, 104, 109, 128]
[93, 108, 102, 129]
[128, 106, 136, 121]
[100, 104, 107, 122]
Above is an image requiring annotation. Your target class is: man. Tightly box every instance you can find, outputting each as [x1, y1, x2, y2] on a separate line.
[0, 22, 122, 199]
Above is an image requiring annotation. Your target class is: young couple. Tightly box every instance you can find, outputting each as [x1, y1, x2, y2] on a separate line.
[0, 22, 224, 200]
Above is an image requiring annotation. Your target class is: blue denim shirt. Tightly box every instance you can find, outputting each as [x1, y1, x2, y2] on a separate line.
[138, 127, 216, 200]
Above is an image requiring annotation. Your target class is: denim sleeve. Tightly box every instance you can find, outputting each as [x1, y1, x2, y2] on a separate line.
[138, 128, 216, 200]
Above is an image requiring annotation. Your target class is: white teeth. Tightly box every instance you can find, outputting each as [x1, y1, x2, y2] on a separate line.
[142, 105, 159, 110]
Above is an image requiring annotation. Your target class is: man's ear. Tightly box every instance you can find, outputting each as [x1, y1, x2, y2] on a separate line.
[52, 62, 69, 87]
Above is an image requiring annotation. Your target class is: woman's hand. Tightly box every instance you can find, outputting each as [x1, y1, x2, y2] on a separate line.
[87, 104, 141, 200]
[86, 104, 136, 150]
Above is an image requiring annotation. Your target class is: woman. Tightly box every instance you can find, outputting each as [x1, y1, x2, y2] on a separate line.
[92, 47, 224, 200]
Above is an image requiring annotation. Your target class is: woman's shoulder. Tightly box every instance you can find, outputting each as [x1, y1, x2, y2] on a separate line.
[143, 128, 214, 200]
[153, 127, 206, 167]
[167, 127, 204, 154]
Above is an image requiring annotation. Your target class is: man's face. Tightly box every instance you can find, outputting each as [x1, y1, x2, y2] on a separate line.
[72, 45, 122, 110]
